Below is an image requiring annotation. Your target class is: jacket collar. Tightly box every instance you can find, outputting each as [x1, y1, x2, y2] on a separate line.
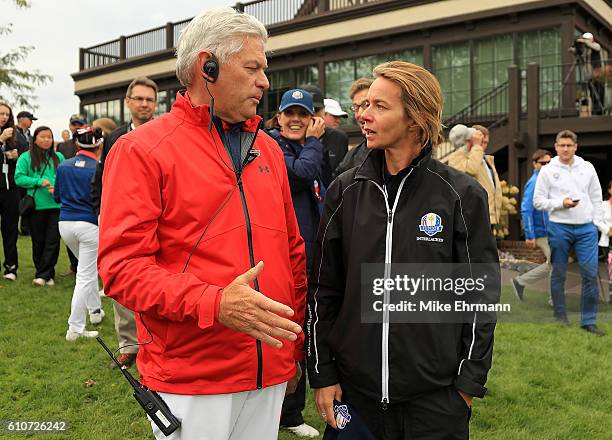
[171, 90, 261, 133]
[355, 144, 432, 184]
[76, 150, 97, 160]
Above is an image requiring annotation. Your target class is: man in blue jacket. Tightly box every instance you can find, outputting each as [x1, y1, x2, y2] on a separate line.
[512, 149, 552, 300]
[267, 88, 325, 438]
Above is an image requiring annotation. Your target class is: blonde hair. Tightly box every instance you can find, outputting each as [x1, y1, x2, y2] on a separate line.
[472, 124, 489, 136]
[92, 118, 118, 137]
[126, 76, 158, 98]
[556, 129, 577, 143]
[373, 61, 444, 147]
[349, 78, 373, 100]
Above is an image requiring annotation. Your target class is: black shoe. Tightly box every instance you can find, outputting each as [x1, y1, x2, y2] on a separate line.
[511, 278, 525, 300]
[554, 316, 570, 326]
[581, 325, 605, 336]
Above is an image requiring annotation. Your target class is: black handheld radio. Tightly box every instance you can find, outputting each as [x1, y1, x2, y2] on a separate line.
[97, 337, 181, 436]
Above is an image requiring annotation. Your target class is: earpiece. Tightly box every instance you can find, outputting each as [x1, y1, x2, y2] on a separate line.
[202, 55, 219, 83]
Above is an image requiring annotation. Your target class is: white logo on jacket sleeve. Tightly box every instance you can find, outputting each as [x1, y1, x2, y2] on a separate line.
[419, 213, 443, 237]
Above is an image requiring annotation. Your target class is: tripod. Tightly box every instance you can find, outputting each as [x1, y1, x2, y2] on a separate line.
[559, 53, 605, 116]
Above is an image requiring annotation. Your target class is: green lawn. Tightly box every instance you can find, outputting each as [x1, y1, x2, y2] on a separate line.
[1, 235, 611, 439]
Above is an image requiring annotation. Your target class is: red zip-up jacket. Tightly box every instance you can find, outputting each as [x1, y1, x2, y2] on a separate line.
[98, 92, 307, 395]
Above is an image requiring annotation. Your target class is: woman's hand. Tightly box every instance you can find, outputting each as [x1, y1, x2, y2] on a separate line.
[314, 383, 343, 429]
[0, 128, 14, 143]
[5, 149, 18, 160]
[41, 179, 50, 187]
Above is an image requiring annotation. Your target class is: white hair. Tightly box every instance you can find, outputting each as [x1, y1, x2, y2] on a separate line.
[175, 7, 268, 87]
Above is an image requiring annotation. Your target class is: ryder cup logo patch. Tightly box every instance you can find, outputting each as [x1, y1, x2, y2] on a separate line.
[419, 213, 443, 237]
[334, 403, 351, 430]
[292, 90, 303, 100]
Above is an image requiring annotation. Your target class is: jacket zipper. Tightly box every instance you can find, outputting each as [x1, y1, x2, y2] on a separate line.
[369, 169, 413, 409]
[232, 126, 264, 389]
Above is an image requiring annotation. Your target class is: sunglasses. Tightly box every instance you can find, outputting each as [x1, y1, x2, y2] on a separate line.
[536, 160, 550, 165]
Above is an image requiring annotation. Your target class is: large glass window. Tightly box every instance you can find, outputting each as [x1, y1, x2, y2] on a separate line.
[155, 90, 168, 118]
[326, 48, 423, 126]
[473, 35, 513, 113]
[265, 65, 319, 121]
[433, 42, 471, 117]
[83, 99, 122, 125]
[518, 28, 561, 111]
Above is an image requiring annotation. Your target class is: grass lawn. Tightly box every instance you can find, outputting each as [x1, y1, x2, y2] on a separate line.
[1, 235, 611, 439]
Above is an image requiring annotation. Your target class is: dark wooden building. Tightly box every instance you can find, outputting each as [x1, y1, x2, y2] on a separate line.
[72, 0, 612, 198]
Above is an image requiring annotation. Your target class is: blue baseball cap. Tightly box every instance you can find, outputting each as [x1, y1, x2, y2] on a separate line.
[279, 89, 315, 115]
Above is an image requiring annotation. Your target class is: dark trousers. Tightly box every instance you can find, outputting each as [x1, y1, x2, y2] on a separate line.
[331, 385, 471, 440]
[280, 361, 306, 427]
[30, 209, 60, 280]
[67, 246, 78, 272]
[0, 189, 20, 274]
[18, 187, 30, 235]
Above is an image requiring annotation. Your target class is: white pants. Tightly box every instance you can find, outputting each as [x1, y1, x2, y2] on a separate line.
[59, 221, 101, 333]
[516, 237, 551, 286]
[151, 382, 287, 440]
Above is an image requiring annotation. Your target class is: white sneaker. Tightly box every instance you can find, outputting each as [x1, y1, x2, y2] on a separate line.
[89, 309, 105, 325]
[286, 423, 320, 438]
[45, 278, 55, 286]
[32, 278, 46, 287]
[3, 273, 16, 281]
[66, 329, 99, 341]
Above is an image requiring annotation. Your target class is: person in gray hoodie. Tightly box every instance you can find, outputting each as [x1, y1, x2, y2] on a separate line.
[533, 130, 607, 335]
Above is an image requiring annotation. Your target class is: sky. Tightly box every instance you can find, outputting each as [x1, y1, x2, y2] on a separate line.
[2, 0, 234, 137]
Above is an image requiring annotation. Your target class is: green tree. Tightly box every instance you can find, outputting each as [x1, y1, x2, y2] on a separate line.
[0, 0, 52, 109]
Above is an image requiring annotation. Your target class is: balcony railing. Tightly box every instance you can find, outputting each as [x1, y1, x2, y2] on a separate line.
[536, 60, 612, 117]
[79, 0, 389, 70]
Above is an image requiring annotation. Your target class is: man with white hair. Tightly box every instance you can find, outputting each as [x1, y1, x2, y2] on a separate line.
[98, 7, 307, 439]
[448, 124, 502, 227]
[323, 98, 348, 129]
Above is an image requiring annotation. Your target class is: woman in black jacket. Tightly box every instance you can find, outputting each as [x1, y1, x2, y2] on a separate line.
[0, 102, 21, 281]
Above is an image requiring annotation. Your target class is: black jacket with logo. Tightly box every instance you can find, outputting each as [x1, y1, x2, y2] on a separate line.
[306, 146, 499, 405]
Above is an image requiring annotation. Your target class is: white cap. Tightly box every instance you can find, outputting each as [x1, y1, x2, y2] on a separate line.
[324, 98, 348, 117]
[582, 32, 593, 40]
[448, 124, 476, 148]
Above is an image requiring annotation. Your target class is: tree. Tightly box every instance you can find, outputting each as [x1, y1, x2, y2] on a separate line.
[0, 0, 52, 109]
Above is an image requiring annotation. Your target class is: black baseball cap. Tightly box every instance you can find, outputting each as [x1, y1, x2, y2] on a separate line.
[69, 114, 87, 125]
[16, 111, 37, 121]
[298, 84, 324, 111]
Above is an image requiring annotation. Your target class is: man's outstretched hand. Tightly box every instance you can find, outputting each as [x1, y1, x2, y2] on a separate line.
[218, 261, 302, 348]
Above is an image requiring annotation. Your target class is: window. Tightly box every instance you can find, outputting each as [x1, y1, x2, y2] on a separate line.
[518, 28, 561, 110]
[155, 90, 168, 118]
[265, 65, 319, 121]
[326, 48, 423, 126]
[83, 100, 121, 125]
[433, 42, 471, 117]
[473, 35, 513, 113]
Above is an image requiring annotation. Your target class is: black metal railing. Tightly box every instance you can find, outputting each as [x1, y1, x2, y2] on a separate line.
[79, 0, 390, 70]
[535, 59, 611, 117]
[442, 81, 509, 129]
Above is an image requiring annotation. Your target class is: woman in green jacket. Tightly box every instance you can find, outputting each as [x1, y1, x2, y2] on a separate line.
[15, 126, 64, 286]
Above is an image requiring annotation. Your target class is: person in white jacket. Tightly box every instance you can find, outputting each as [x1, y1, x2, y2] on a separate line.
[599, 180, 612, 304]
[533, 130, 606, 336]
